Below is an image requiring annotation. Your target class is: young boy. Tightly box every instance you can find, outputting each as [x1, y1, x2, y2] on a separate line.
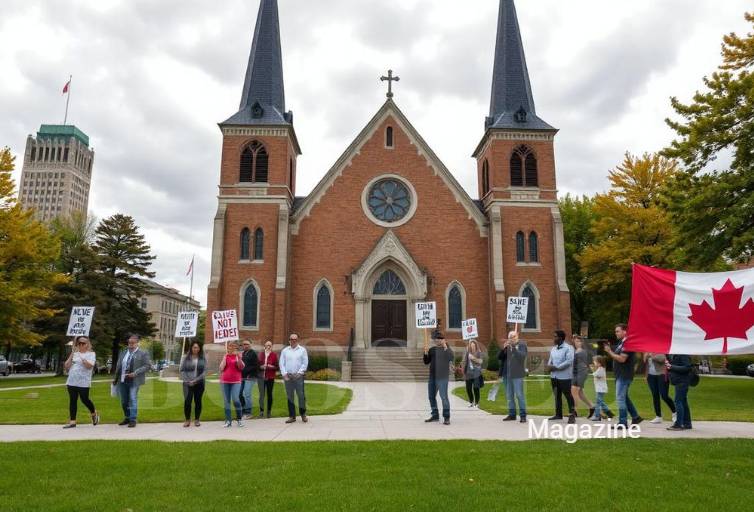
[590, 356, 614, 421]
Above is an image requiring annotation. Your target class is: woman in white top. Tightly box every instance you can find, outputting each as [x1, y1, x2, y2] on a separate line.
[63, 336, 99, 428]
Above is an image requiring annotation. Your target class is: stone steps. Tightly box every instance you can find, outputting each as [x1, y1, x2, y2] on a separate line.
[350, 349, 430, 382]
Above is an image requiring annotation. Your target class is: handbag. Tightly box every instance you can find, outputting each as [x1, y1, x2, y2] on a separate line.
[477, 373, 485, 389]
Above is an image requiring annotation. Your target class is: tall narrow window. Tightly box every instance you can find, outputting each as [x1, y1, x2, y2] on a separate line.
[315, 284, 332, 329]
[482, 159, 490, 197]
[240, 228, 250, 260]
[253, 228, 264, 261]
[516, 231, 526, 263]
[448, 285, 463, 330]
[529, 232, 539, 263]
[386, 126, 394, 148]
[30, 147, 36, 161]
[522, 284, 538, 330]
[242, 283, 259, 328]
[511, 146, 538, 187]
[239, 141, 269, 183]
[289, 159, 295, 192]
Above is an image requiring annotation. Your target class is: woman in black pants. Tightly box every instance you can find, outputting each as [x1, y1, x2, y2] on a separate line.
[63, 337, 99, 428]
[180, 342, 207, 427]
[462, 340, 484, 407]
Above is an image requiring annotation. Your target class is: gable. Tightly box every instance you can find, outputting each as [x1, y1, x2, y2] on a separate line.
[290, 100, 488, 236]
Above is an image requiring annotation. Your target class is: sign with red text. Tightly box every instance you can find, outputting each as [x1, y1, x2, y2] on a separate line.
[212, 310, 239, 344]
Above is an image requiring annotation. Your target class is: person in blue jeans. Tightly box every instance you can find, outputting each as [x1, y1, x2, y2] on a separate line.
[498, 331, 528, 423]
[423, 331, 455, 425]
[604, 324, 644, 428]
[666, 354, 693, 431]
[112, 334, 151, 428]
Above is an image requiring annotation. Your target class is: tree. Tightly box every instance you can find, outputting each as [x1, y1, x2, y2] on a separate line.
[93, 214, 156, 372]
[559, 194, 597, 334]
[0, 147, 66, 352]
[140, 339, 165, 362]
[579, 153, 680, 336]
[664, 12, 754, 267]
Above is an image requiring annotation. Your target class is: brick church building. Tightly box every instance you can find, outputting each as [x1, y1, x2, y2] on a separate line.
[206, 0, 571, 357]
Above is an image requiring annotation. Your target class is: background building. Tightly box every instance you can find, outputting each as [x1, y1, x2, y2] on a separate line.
[17, 124, 94, 222]
[140, 279, 201, 362]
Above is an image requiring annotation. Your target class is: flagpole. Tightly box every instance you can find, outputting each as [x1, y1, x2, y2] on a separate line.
[63, 75, 72, 125]
[181, 255, 195, 359]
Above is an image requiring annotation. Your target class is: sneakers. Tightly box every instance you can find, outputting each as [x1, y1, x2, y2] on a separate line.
[588, 408, 595, 419]
[118, 419, 129, 426]
[285, 417, 297, 424]
[194, 420, 201, 427]
[590, 416, 602, 422]
[63, 423, 76, 429]
[502, 415, 517, 422]
[468, 403, 475, 408]
[302, 416, 309, 423]
[128, 421, 136, 428]
[672, 412, 678, 423]
[667, 425, 685, 431]
[183, 420, 191, 428]
[548, 416, 563, 421]
[650, 416, 663, 424]
[632, 416, 644, 425]
[605, 410, 615, 419]
[237, 420, 245, 427]
[224, 421, 232, 428]
[91, 413, 100, 426]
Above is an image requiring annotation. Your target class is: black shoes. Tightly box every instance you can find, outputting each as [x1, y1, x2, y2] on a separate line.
[605, 410, 615, 419]
[588, 408, 595, 419]
[443, 419, 451, 425]
[667, 425, 685, 431]
[548, 416, 563, 421]
[128, 421, 136, 428]
[502, 415, 517, 422]
[118, 419, 129, 426]
[519, 417, 527, 423]
[632, 416, 644, 425]
[63, 424, 76, 429]
[425, 417, 440, 423]
[567, 414, 576, 424]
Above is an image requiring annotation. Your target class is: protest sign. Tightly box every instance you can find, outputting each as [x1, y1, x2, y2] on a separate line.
[66, 306, 95, 337]
[212, 310, 239, 344]
[415, 302, 437, 329]
[462, 318, 478, 341]
[506, 297, 529, 324]
[175, 311, 199, 338]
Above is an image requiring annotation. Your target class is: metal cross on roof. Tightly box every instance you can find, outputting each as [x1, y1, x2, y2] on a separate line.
[380, 69, 400, 99]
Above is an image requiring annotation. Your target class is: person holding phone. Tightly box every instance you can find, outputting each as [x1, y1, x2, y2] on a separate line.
[604, 324, 644, 428]
[63, 336, 99, 429]
[499, 331, 528, 423]
[461, 339, 483, 408]
[180, 342, 206, 427]
[113, 334, 151, 428]
[219, 341, 245, 427]
[423, 331, 455, 425]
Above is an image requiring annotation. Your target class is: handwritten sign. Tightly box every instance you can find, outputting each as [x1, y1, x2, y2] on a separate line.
[506, 297, 529, 324]
[212, 310, 239, 344]
[175, 311, 199, 338]
[462, 318, 478, 341]
[415, 302, 437, 329]
[66, 306, 95, 337]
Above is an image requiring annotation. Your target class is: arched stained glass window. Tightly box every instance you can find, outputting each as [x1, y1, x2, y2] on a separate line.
[448, 285, 463, 330]
[253, 228, 264, 261]
[316, 284, 331, 329]
[522, 284, 537, 330]
[529, 232, 539, 263]
[240, 228, 250, 260]
[516, 231, 526, 263]
[373, 270, 406, 295]
[243, 283, 259, 328]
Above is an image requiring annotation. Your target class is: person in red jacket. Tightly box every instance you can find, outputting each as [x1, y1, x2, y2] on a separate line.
[257, 340, 279, 419]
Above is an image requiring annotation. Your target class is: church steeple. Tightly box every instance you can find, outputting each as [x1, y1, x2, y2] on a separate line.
[222, 0, 292, 126]
[486, 0, 553, 131]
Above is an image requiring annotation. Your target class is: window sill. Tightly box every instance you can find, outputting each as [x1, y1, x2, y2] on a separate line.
[521, 328, 541, 334]
[240, 326, 260, 332]
[238, 260, 265, 265]
[516, 262, 541, 267]
[313, 327, 333, 333]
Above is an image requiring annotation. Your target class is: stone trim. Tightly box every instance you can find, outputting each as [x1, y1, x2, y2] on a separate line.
[360, 174, 419, 228]
[489, 206, 505, 293]
[518, 280, 541, 333]
[472, 129, 557, 158]
[220, 125, 301, 155]
[551, 207, 570, 293]
[275, 205, 290, 289]
[208, 203, 228, 289]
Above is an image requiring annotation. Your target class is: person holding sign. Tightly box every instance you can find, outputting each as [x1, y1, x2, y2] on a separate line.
[180, 342, 206, 427]
[63, 336, 99, 429]
[499, 331, 528, 423]
[461, 339, 483, 408]
[219, 341, 245, 428]
[113, 334, 151, 428]
[423, 331, 455, 425]
[547, 330, 576, 424]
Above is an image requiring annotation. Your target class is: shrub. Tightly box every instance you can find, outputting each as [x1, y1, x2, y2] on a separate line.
[486, 341, 500, 372]
[482, 369, 499, 382]
[305, 369, 342, 381]
[307, 355, 342, 372]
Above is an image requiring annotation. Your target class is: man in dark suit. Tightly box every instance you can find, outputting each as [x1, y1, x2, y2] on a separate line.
[113, 334, 151, 428]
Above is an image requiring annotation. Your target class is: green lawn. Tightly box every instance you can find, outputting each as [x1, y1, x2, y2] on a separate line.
[0, 379, 351, 424]
[0, 440, 752, 511]
[0, 375, 111, 389]
[454, 375, 754, 422]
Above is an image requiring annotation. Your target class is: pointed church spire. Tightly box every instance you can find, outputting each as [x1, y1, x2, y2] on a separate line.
[486, 0, 553, 131]
[222, 0, 292, 126]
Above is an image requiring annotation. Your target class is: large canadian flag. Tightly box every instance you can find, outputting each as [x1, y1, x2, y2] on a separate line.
[626, 264, 754, 355]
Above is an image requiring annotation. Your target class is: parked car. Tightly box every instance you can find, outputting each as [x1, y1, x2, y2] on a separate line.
[0, 355, 11, 376]
[747, 363, 754, 378]
[13, 358, 41, 374]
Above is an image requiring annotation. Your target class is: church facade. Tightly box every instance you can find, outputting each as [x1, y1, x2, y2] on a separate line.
[206, 0, 571, 354]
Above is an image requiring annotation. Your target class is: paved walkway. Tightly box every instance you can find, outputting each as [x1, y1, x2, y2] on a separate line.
[2, 382, 754, 442]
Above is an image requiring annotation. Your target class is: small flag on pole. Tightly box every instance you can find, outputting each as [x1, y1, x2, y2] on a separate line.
[63, 79, 71, 94]
[186, 256, 194, 277]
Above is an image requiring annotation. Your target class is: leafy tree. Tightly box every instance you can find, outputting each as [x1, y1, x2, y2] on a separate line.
[140, 339, 165, 362]
[664, 12, 754, 267]
[559, 194, 597, 334]
[579, 153, 680, 336]
[0, 147, 66, 352]
[195, 309, 206, 345]
[93, 214, 156, 372]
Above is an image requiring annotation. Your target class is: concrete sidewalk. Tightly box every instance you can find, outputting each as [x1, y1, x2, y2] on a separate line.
[1, 382, 753, 442]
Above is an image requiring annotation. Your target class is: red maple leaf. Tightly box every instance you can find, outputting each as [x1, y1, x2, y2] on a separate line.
[688, 279, 754, 354]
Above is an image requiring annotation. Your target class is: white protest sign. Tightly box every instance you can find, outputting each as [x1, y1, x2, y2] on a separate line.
[175, 311, 199, 338]
[66, 306, 95, 337]
[506, 297, 529, 324]
[415, 302, 437, 329]
[462, 318, 478, 341]
[212, 310, 239, 344]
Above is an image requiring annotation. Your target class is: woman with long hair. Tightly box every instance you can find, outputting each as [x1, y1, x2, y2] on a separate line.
[462, 339, 484, 407]
[257, 340, 279, 418]
[219, 340, 245, 427]
[571, 335, 595, 418]
[63, 336, 99, 429]
[180, 342, 207, 427]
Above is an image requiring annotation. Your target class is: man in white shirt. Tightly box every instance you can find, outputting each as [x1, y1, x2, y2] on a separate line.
[279, 333, 308, 424]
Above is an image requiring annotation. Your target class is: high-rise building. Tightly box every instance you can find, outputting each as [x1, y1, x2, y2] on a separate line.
[17, 124, 94, 222]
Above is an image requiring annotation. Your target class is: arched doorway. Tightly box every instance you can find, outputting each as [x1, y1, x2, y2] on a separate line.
[370, 269, 408, 347]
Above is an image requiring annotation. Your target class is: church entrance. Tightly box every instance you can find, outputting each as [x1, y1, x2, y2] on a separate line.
[371, 300, 407, 347]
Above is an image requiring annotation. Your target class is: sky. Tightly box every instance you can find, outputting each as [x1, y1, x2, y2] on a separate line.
[1, 0, 750, 307]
